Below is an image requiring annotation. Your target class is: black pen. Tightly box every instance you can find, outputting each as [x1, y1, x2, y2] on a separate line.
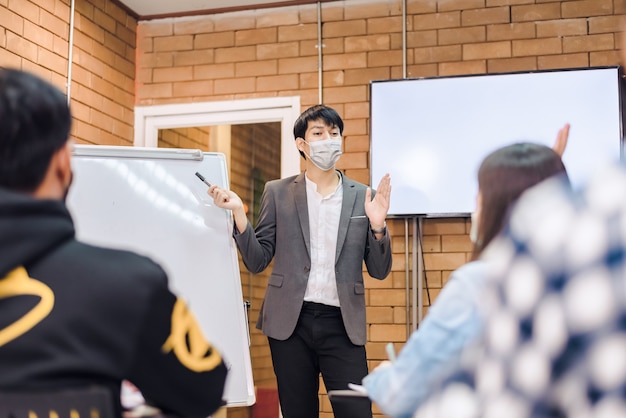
[195, 171, 212, 187]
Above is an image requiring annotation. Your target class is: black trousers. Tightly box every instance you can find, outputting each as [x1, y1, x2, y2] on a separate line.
[268, 302, 372, 418]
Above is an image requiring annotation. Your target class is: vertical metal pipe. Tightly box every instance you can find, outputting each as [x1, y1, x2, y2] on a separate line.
[66, 0, 76, 104]
[417, 217, 423, 326]
[405, 218, 410, 338]
[317, 1, 323, 104]
[412, 218, 418, 330]
[402, 0, 407, 79]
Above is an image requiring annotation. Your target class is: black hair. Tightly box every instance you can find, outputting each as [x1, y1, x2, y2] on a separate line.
[0, 68, 72, 192]
[293, 104, 344, 159]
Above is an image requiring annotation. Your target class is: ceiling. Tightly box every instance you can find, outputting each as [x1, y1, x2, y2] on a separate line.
[117, 0, 320, 19]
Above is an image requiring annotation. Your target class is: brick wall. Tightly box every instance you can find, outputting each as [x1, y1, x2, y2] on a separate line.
[0, 0, 136, 146]
[135, 0, 623, 416]
[70, 0, 136, 145]
[3, 0, 624, 416]
[0, 0, 71, 95]
[136, 1, 623, 416]
[158, 126, 211, 149]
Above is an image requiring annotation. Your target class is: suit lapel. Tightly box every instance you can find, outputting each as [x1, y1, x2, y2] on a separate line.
[292, 173, 311, 256]
[336, 176, 357, 262]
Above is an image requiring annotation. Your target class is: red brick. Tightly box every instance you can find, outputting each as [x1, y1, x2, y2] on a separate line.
[487, 56, 537, 73]
[368, 50, 404, 66]
[512, 37, 562, 56]
[172, 80, 213, 98]
[323, 20, 367, 38]
[174, 17, 214, 35]
[344, 67, 390, 86]
[589, 16, 624, 34]
[257, 42, 299, 60]
[277, 56, 318, 74]
[345, 34, 390, 52]
[256, 74, 299, 92]
[153, 66, 193, 83]
[487, 0, 532, 5]
[304, 38, 342, 57]
[323, 85, 367, 104]
[213, 15, 256, 31]
[23, 19, 53, 50]
[214, 77, 255, 94]
[439, 60, 487, 75]
[344, 133, 370, 152]
[414, 12, 461, 30]
[194, 63, 235, 79]
[174, 49, 214, 66]
[323, 52, 367, 70]
[154, 35, 193, 52]
[6, 31, 37, 62]
[94, 7, 116, 34]
[37, 47, 66, 75]
[536, 19, 588, 38]
[256, 9, 299, 28]
[563, 34, 615, 53]
[439, 26, 486, 45]
[487, 22, 535, 41]
[116, 24, 135, 47]
[235, 27, 277, 46]
[512, 3, 561, 22]
[424, 252, 467, 271]
[367, 16, 402, 35]
[235, 60, 277, 77]
[194, 32, 235, 49]
[537, 53, 589, 69]
[138, 21, 173, 37]
[464, 41, 511, 59]
[406, 30, 438, 48]
[590, 50, 621, 66]
[462, 7, 510, 26]
[277, 23, 317, 42]
[407, 0, 436, 14]
[438, 0, 485, 12]
[562, 0, 612, 19]
[0, 7, 24, 35]
[214, 45, 256, 63]
[414, 45, 462, 63]
[9, 0, 39, 23]
[40, 8, 68, 39]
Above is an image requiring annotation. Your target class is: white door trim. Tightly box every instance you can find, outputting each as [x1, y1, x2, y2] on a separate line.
[134, 96, 302, 179]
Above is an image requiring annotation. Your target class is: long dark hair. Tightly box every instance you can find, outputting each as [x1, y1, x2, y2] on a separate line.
[471, 142, 569, 259]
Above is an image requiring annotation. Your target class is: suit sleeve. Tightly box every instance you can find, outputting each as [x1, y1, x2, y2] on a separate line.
[233, 183, 277, 274]
[126, 275, 228, 418]
[363, 210, 392, 280]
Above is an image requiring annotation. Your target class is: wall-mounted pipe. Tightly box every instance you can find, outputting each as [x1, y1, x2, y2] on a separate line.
[66, 0, 76, 104]
[402, 0, 407, 79]
[317, 1, 323, 104]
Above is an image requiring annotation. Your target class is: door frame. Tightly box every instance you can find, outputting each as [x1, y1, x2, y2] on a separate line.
[134, 96, 302, 178]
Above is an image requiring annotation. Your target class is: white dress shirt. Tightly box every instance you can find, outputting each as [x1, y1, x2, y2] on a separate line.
[302, 172, 343, 307]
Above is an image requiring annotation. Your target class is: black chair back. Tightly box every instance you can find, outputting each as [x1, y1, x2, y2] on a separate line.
[0, 387, 115, 418]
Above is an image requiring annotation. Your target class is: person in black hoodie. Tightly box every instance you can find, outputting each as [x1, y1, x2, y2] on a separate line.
[0, 69, 227, 417]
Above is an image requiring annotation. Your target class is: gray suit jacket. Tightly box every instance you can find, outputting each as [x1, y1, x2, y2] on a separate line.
[233, 172, 392, 346]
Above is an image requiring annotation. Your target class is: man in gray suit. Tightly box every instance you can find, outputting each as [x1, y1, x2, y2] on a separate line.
[210, 105, 392, 418]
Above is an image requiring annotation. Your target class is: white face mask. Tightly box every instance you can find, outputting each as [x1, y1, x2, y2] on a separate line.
[469, 211, 479, 244]
[303, 138, 342, 171]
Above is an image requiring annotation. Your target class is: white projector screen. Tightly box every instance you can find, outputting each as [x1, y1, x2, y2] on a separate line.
[370, 67, 624, 217]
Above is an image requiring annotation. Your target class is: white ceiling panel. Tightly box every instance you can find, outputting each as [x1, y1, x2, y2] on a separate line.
[117, 0, 315, 19]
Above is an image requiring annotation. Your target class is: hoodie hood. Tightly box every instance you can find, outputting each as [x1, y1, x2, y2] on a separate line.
[0, 188, 75, 277]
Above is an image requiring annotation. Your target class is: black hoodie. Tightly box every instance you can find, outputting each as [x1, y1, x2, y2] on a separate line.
[0, 188, 227, 417]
